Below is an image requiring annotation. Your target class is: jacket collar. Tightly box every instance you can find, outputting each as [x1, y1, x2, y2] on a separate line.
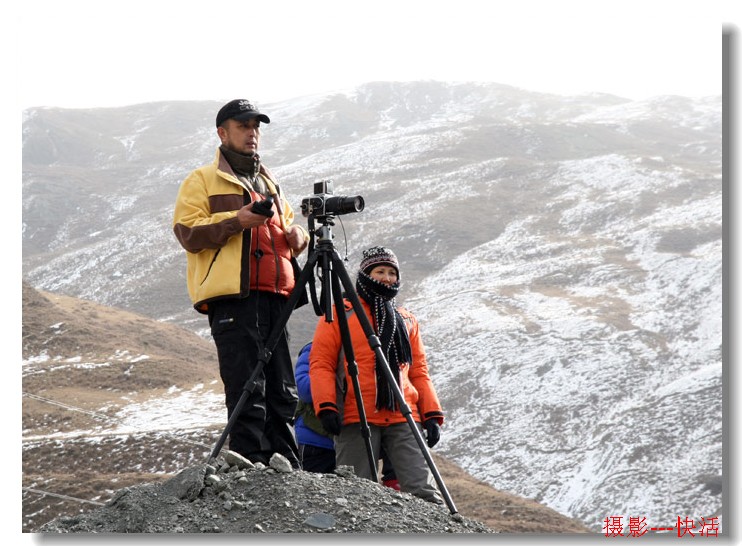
[213, 148, 281, 196]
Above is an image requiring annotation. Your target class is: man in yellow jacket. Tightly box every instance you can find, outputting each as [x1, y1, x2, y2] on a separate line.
[309, 246, 445, 503]
[173, 99, 309, 468]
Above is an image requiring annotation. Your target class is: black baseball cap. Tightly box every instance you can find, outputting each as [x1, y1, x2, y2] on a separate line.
[216, 99, 270, 127]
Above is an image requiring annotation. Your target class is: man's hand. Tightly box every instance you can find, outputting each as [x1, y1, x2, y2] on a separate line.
[236, 203, 271, 230]
[286, 225, 309, 255]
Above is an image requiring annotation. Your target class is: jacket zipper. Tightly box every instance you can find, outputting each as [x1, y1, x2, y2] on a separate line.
[268, 227, 280, 292]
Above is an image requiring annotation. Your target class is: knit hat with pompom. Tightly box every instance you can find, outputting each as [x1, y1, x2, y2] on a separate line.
[359, 246, 400, 278]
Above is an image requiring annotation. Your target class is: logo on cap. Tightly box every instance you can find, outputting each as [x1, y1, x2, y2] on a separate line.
[216, 99, 270, 127]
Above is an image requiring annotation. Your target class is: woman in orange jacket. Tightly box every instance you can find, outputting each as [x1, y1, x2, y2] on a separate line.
[308, 246, 444, 504]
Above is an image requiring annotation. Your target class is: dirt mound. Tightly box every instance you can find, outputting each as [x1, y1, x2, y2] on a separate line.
[39, 453, 493, 534]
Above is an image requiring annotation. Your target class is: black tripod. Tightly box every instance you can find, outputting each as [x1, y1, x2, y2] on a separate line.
[207, 213, 457, 515]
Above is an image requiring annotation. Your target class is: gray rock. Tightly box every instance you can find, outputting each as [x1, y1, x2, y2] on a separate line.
[334, 465, 356, 478]
[204, 474, 221, 487]
[269, 452, 293, 473]
[160, 464, 207, 501]
[303, 513, 336, 530]
[222, 450, 256, 470]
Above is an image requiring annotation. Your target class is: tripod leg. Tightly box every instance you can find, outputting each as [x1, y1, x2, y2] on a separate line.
[330, 251, 458, 515]
[330, 271, 378, 482]
[207, 250, 320, 464]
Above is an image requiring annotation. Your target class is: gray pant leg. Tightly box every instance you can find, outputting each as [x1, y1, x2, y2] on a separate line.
[381, 423, 443, 504]
[335, 423, 382, 480]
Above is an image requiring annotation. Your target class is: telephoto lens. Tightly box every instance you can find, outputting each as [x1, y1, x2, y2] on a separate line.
[325, 195, 365, 215]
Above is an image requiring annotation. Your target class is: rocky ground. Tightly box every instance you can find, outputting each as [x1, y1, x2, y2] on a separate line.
[39, 451, 493, 535]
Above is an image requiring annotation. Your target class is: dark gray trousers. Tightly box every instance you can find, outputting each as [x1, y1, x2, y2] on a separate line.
[335, 422, 443, 504]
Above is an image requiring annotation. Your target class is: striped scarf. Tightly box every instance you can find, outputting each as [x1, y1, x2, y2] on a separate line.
[356, 272, 412, 411]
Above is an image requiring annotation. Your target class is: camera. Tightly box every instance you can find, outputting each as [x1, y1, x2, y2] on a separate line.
[251, 195, 274, 217]
[301, 180, 365, 218]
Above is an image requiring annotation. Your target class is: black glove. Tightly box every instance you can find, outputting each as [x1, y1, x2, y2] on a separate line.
[318, 410, 342, 436]
[423, 419, 441, 448]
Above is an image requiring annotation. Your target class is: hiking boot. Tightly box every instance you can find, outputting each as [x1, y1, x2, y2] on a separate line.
[246, 452, 269, 466]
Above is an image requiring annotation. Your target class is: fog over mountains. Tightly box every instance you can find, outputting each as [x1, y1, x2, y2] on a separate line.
[22, 81, 722, 531]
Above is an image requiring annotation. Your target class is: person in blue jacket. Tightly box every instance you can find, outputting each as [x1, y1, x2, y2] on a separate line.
[294, 342, 400, 488]
[294, 342, 336, 472]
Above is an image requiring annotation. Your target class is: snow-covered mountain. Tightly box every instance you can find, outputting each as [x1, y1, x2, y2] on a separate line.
[22, 81, 722, 531]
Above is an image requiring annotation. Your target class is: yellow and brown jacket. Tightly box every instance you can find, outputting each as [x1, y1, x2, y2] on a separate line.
[172, 149, 307, 313]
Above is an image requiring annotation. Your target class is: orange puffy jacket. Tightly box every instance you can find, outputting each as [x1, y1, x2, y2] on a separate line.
[309, 299, 444, 427]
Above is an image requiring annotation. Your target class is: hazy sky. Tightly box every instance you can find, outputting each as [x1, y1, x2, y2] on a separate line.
[12, 0, 739, 111]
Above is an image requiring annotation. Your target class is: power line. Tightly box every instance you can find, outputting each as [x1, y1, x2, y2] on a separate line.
[22, 391, 213, 450]
[23, 392, 112, 421]
[22, 390, 218, 511]
[22, 487, 106, 506]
